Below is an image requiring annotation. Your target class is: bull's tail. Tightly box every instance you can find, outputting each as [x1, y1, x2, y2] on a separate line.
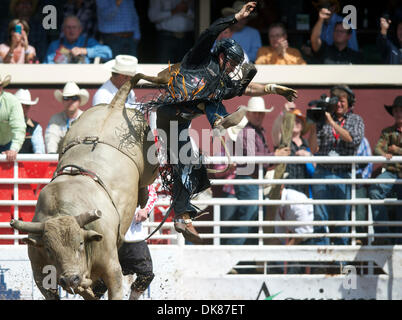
[110, 64, 180, 110]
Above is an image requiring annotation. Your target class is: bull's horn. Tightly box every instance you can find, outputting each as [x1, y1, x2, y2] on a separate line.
[10, 220, 44, 234]
[75, 210, 102, 227]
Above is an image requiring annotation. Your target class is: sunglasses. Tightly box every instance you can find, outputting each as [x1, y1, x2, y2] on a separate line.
[63, 95, 80, 101]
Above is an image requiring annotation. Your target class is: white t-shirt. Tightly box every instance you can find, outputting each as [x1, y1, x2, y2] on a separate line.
[274, 188, 314, 236]
[92, 79, 138, 109]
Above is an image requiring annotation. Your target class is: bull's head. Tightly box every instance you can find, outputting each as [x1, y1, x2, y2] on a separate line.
[10, 210, 103, 292]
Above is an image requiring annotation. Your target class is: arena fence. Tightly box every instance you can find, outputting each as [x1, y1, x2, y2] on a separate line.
[0, 154, 401, 299]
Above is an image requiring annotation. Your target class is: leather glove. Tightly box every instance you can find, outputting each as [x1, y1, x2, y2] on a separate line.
[265, 84, 298, 102]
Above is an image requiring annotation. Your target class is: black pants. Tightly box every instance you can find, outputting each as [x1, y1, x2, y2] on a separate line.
[93, 241, 154, 298]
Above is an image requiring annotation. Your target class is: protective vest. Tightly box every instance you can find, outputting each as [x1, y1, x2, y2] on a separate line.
[161, 57, 240, 108]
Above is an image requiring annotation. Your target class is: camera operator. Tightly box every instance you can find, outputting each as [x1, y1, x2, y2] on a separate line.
[307, 85, 364, 246]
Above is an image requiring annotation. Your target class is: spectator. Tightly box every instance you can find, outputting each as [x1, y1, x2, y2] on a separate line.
[311, 13, 362, 64]
[230, 97, 290, 245]
[355, 137, 373, 234]
[45, 15, 112, 64]
[312, 0, 359, 51]
[377, 16, 402, 64]
[0, 74, 26, 162]
[96, 0, 141, 57]
[0, 0, 47, 62]
[148, 0, 195, 64]
[211, 116, 248, 245]
[0, 19, 36, 64]
[308, 85, 364, 246]
[272, 107, 314, 196]
[63, 0, 98, 40]
[272, 183, 314, 273]
[368, 96, 402, 245]
[221, 1, 262, 62]
[255, 23, 307, 65]
[14, 89, 45, 154]
[93, 55, 140, 108]
[45, 82, 89, 154]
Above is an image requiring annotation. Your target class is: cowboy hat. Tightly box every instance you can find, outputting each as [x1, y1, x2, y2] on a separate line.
[245, 96, 274, 113]
[0, 74, 11, 88]
[227, 115, 248, 141]
[384, 96, 402, 116]
[54, 82, 89, 106]
[14, 89, 39, 106]
[103, 55, 141, 77]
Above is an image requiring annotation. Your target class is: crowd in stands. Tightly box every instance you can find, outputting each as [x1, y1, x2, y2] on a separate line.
[0, 1, 401, 257]
[0, 0, 400, 65]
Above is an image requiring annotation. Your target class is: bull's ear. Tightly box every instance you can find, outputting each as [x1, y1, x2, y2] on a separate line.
[85, 230, 103, 242]
[23, 237, 43, 247]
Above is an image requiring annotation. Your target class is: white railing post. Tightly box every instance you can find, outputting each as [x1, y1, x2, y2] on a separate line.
[13, 160, 19, 246]
[213, 204, 221, 246]
[258, 163, 264, 246]
[351, 163, 356, 246]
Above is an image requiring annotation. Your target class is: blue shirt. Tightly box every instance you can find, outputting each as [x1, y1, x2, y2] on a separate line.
[45, 34, 112, 64]
[96, 0, 141, 40]
[231, 26, 262, 63]
[320, 13, 359, 52]
[31, 124, 46, 154]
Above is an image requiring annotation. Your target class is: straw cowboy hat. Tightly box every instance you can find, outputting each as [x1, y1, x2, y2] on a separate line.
[227, 116, 248, 141]
[14, 89, 39, 106]
[0, 74, 11, 88]
[54, 82, 89, 106]
[103, 55, 142, 77]
[384, 96, 402, 116]
[245, 96, 274, 113]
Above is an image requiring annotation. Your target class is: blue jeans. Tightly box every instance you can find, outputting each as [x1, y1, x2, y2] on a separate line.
[0, 141, 11, 152]
[220, 193, 241, 245]
[226, 175, 259, 245]
[101, 34, 139, 58]
[311, 167, 351, 245]
[368, 171, 402, 243]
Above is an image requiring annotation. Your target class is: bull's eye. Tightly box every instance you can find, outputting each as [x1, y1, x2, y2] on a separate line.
[79, 241, 84, 251]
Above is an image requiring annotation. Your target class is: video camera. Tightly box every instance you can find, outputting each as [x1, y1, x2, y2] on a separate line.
[306, 94, 339, 124]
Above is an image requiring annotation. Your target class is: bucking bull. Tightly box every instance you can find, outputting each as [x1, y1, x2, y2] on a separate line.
[9, 71, 170, 299]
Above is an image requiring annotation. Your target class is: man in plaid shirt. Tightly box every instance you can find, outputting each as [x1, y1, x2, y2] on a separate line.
[308, 85, 364, 246]
[368, 96, 402, 244]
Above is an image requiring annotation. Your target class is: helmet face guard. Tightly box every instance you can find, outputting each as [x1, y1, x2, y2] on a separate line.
[213, 39, 245, 74]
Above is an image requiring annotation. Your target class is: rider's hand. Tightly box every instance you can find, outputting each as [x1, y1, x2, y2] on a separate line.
[234, 2, 256, 21]
[274, 85, 298, 102]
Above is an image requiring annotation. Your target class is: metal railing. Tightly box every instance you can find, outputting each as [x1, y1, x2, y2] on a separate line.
[1, 154, 401, 246]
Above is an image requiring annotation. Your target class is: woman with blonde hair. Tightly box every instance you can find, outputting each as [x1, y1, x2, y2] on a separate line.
[0, 19, 36, 63]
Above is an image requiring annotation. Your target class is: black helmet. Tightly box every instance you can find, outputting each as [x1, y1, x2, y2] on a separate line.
[213, 38, 244, 66]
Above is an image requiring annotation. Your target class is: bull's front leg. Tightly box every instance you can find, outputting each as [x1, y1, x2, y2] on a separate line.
[102, 259, 124, 300]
